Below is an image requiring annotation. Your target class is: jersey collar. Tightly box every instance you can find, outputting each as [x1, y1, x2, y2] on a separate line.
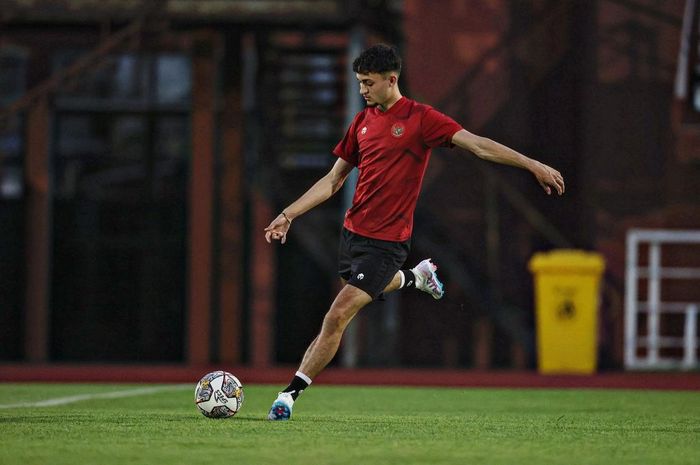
[374, 96, 407, 116]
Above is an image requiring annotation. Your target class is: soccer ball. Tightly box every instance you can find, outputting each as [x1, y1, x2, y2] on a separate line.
[194, 371, 244, 418]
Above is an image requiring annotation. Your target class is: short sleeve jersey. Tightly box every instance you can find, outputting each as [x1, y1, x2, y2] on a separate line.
[333, 97, 463, 242]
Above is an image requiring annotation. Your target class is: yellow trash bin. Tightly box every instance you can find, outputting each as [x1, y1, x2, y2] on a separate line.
[528, 249, 605, 374]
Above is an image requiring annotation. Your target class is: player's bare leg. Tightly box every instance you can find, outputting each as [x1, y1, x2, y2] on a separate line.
[298, 284, 372, 378]
[291, 274, 398, 372]
[295, 274, 408, 379]
[268, 285, 371, 420]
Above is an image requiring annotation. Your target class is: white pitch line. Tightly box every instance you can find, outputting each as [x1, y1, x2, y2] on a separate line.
[0, 384, 190, 409]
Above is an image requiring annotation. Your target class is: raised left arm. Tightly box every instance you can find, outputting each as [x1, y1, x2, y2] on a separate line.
[451, 129, 565, 195]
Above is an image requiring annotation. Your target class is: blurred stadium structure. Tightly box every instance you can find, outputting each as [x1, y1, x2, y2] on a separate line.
[0, 0, 699, 375]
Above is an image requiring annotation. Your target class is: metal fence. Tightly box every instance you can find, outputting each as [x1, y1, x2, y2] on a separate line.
[625, 229, 700, 370]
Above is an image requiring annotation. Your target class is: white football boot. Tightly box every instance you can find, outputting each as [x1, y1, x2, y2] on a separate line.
[411, 258, 445, 299]
[267, 392, 294, 421]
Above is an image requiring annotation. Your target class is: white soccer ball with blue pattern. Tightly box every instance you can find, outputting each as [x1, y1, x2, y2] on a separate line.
[194, 371, 244, 418]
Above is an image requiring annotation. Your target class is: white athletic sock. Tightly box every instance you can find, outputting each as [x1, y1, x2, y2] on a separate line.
[295, 371, 313, 385]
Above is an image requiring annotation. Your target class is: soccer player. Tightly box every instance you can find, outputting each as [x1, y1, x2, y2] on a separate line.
[264, 44, 564, 420]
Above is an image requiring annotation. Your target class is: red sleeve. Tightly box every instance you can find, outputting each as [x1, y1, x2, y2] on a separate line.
[333, 111, 365, 166]
[421, 107, 463, 148]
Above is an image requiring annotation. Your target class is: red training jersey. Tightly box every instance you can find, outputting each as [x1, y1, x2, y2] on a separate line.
[333, 97, 463, 242]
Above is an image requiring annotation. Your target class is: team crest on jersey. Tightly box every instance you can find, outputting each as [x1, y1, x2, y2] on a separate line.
[391, 123, 405, 138]
[361, 126, 367, 135]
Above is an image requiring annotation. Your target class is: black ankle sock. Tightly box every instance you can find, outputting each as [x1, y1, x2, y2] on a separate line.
[401, 269, 416, 289]
[283, 375, 310, 400]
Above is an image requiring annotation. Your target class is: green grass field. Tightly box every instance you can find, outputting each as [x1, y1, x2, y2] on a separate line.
[1, 383, 699, 465]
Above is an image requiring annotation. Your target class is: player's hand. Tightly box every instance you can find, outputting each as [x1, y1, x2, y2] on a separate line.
[531, 161, 565, 195]
[264, 213, 292, 244]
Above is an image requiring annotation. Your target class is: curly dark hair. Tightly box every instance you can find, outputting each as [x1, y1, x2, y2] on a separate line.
[352, 44, 402, 75]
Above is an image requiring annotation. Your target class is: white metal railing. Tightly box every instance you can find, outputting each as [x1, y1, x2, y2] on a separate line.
[625, 229, 700, 370]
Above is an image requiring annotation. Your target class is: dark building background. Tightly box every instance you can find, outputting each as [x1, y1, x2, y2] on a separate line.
[1, 0, 698, 371]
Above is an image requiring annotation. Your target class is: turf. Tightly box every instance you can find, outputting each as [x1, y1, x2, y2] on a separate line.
[0, 383, 698, 465]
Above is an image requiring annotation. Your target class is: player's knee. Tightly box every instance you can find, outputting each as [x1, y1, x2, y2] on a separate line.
[321, 309, 348, 334]
[321, 287, 369, 335]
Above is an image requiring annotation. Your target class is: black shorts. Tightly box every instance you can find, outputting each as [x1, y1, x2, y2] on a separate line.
[337, 228, 411, 300]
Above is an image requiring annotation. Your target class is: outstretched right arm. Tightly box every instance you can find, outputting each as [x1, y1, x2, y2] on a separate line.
[264, 158, 355, 244]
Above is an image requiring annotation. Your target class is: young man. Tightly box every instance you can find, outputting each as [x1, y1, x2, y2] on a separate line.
[264, 44, 564, 420]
